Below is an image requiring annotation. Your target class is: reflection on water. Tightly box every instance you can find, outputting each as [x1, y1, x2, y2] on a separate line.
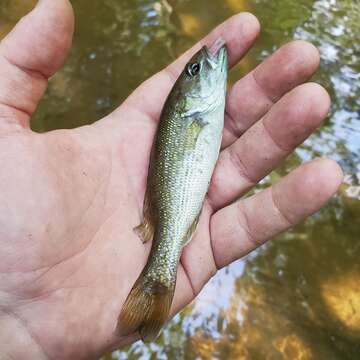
[322, 272, 360, 334]
[1, 0, 360, 359]
[177, 13, 203, 37]
[275, 335, 312, 360]
[295, 0, 360, 177]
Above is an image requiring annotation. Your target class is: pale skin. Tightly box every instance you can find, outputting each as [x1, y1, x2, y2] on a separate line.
[0, 1, 343, 359]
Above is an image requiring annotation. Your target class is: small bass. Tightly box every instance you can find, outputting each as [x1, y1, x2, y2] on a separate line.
[117, 38, 228, 341]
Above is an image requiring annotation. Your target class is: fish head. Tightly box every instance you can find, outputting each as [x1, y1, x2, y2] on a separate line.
[176, 38, 228, 117]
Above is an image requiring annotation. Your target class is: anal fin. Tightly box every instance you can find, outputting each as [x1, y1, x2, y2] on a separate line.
[134, 190, 155, 244]
[134, 222, 154, 244]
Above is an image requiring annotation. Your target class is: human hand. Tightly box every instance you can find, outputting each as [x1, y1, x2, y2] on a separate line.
[0, 1, 343, 359]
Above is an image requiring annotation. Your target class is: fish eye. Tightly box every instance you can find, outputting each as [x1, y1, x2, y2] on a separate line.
[187, 62, 201, 77]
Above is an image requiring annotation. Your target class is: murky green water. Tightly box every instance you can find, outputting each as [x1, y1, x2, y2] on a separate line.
[1, 0, 360, 359]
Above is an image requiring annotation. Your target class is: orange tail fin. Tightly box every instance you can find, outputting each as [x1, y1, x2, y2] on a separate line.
[116, 274, 174, 342]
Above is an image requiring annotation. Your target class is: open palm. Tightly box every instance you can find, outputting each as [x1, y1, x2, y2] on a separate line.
[0, 1, 342, 359]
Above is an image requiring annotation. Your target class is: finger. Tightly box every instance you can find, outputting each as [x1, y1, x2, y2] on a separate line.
[211, 159, 343, 269]
[209, 82, 331, 210]
[166, 13, 259, 78]
[0, 0, 74, 128]
[222, 40, 320, 148]
[123, 12, 260, 121]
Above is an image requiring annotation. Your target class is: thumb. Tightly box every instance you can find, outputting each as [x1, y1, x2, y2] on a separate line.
[0, 0, 74, 127]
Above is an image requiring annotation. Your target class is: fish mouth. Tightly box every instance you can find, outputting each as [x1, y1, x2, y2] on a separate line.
[204, 38, 228, 70]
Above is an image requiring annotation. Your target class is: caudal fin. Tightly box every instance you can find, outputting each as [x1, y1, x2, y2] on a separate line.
[116, 274, 174, 342]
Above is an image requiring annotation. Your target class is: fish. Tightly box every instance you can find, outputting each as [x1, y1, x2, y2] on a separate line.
[117, 38, 228, 342]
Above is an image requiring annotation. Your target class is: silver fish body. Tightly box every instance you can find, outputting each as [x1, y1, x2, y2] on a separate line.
[117, 39, 228, 342]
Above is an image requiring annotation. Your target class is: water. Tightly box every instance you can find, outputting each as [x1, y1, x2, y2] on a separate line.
[1, 0, 359, 358]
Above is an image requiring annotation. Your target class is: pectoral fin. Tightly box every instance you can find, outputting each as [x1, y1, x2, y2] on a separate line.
[186, 118, 208, 150]
[134, 190, 155, 244]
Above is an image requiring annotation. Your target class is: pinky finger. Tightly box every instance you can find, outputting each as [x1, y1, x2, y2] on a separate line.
[210, 159, 343, 269]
